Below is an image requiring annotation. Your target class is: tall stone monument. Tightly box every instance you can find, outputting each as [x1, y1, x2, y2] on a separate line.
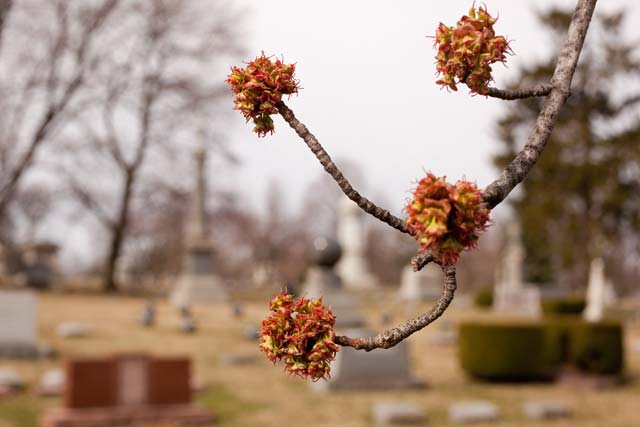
[301, 236, 366, 330]
[302, 237, 423, 391]
[336, 197, 377, 290]
[493, 222, 541, 316]
[171, 145, 227, 306]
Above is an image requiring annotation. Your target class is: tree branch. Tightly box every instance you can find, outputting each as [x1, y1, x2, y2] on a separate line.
[277, 101, 409, 234]
[334, 266, 456, 351]
[486, 84, 553, 100]
[410, 250, 435, 272]
[483, 0, 598, 209]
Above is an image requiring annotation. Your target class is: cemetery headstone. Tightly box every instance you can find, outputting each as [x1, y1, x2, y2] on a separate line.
[372, 402, 426, 426]
[243, 324, 260, 341]
[40, 355, 212, 427]
[314, 328, 424, 391]
[23, 241, 59, 290]
[38, 369, 65, 396]
[523, 400, 571, 420]
[232, 303, 244, 318]
[336, 197, 378, 290]
[171, 145, 228, 306]
[180, 307, 197, 334]
[141, 301, 155, 327]
[449, 401, 499, 424]
[56, 322, 89, 339]
[218, 354, 258, 367]
[0, 290, 42, 358]
[493, 222, 541, 316]
[0, 367, 24, 390]
[430, 319, 457, 346]
[0, 243, 7, 279]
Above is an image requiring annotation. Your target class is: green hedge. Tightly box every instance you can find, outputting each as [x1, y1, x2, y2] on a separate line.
[569, 322, 624, 374]
[459, 322, 557, 381]
[473, 288, 493, 308]
[542, 297, 586, 315]
[459, 319, 624, 381]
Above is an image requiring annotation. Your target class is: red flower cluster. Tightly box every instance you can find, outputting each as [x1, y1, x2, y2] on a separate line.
[226, 53, 299, 137]
[259, 292, 339, 381]
[434, 5, 511, 94]
[406, 173, 490, 265]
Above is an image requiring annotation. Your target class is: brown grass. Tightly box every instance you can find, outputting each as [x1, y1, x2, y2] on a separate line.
[1, 292, 639, 427]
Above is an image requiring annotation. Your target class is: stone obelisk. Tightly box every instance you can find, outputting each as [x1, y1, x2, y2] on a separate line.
[170, 145, 228, 306]
[336, 197, 377, 290]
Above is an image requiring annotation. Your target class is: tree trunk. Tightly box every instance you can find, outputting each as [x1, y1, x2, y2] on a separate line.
[102, 169, 135, 293]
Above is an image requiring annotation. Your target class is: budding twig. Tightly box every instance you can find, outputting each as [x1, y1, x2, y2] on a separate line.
[272, 0, 598, 353]
[410, 250, 435, 272]
[277, 101, 409, 234]
[486, 84, 554, 100]
[334, 266, 456, 351]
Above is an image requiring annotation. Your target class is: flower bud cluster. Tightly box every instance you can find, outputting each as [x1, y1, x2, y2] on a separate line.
[406, 173, 490, 265]
[227, 53, 299, 136]
[259, 292, 339, 381]
[434, 5, 510, 94]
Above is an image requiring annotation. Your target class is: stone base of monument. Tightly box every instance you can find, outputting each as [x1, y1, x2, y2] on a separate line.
[493, 285, 542, 317]
[40, 405, 214, 427]
[324, 293, 368, 330]
[170, 274, 228, 307]
[398, 264, 442, 302]
[313, 329, 425, 391]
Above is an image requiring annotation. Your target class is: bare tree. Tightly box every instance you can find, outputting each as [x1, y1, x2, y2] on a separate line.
[0, 0, 119, 219]
[58, 0, 243, 292]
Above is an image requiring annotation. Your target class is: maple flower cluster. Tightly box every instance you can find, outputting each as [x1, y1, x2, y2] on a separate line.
[259, 292, 339, 381]
[434, 5, 510, 94]
[226, 53, 299, 137]
[406, 173, 490, 265]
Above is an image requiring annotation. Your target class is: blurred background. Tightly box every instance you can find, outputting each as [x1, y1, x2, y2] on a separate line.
[0, 0, 638, 426]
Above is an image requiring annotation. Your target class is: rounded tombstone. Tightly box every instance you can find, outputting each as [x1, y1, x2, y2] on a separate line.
[309, 236, 342, 268]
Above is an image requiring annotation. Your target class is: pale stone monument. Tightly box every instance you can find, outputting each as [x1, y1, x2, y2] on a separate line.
[584, 257, 606, 322]
[336, 197, 377, 290]
[171, 145, 228, 306]
[493, 222, 541, 316]
[0, 290, 42, 357]
[398, 263, 441, 302]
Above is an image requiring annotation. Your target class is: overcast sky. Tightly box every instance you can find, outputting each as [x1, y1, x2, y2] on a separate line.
[220, 0, 639, 221]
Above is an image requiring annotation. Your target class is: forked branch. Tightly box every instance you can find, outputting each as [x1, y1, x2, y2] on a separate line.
[265, 0, 598, 352]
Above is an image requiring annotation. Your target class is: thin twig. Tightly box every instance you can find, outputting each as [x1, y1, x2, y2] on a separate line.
[334, 266, 456, 351]
[486, 84, 553, 100]
[277, 101, 409, 234]
[410, 250, 435, 272]
[483, 0, 598, 209]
